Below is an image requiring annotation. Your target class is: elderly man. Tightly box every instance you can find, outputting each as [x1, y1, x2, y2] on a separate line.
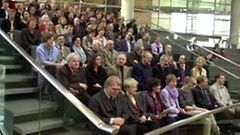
[89, 76, 136, 135]
[126, 42, 144, 67]
[102, 40, 118, 68]
[56, 53, 90, 110]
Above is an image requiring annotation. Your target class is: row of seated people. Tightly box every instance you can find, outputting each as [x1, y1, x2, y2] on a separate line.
[88, 74, 239, 135]
[54, 50, 238, 135]
[34, 31, 210, 97]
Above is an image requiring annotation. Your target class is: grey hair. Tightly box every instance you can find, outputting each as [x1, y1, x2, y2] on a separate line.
[66, 53, 80, 62]
[134, 42, 144, 52]
[104, 76, 121, 88]
[195, 56, 206, 65]
[159, 54, 169, 63]
[92, 39, 103, 47]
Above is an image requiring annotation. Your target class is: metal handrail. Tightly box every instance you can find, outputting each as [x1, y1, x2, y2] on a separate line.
[0, 30, 118, 134]
[145, 102, 240, 135]
[138, 19, 240, 79]
[141, 18, 240, 68]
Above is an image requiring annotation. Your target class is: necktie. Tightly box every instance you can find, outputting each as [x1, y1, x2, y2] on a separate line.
[203, 89, 211, 104]
[59, 46, 64, 61]
[180, 65, 185, 79]
[110, 97, 116, 111]
[157, 46, 160, 54]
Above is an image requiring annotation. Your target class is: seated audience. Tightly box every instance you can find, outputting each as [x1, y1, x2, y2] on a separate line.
[21, 18, 42, 54]
[71, 36, 88, 65]
[102, 40, 118, 68]
[160, 74, 190, 135]
[192, 75, 216, 110]
[118, 32, 134, 52]
[82, 31, 95, 51]
[151, 37, 163, 56]
[126, 42, 144, 67]
[178, 77, 220, 135]
[88, 39, 103, 61]
[86, 53, 108, 96]
[1, 9, 17, 36]
[36, 33, 61, 99]
[143, 77, 180, 135]
[210, 74, 240, 127]
[64, 25, 74, 47]
[153, 55, 178, 88]
[177, 55, 191, 87]
[55, 35, 71, 64]
[89, 76, 136, 135]
[191, 57, 208, 80]
[132, 51, 153, 91]
[56, 53, 91, 113]
[55, 17, 67, 35]
[123, 78, 159, 135]
[108, 53, 131, 91]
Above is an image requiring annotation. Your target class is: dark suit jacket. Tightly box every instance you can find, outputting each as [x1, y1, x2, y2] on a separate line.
[118, 39, 134, 52]
[126, 51, 142, 67]
[0, 9, 7, 18]
[152, 64, 178, 88]
[56, 64, 87, 92]
[21, 27, 42, 51]
[131, 62, 153, 91]
[73, 24, 86, 38]
[86, 65, 108, 96]
[0, 19, 17, 33]
[124, 94, 147, 123]
[192, 85, 216, 110]
[142, 91, 163, 120]
[89, 90, 130, 124]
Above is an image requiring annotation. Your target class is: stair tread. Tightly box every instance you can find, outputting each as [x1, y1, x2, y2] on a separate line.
[6, 99, 57, 116]
[0, 56, 14, 60]
[5, 87, 39, 95]
[0, 74, 36, 82]
[5, 65, 21, 69]
[14, 117, 64, 134]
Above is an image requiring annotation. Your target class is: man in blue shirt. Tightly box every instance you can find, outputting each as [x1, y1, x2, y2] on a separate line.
[36, 33, 62, 100]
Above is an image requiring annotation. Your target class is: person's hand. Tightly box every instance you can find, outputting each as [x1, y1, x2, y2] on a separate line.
[156, 113, 165, 120]
[94, 83, 102, 88]
[180, 109, 186, 114]
[229, 108, 235, 114]
[113, 117, 125, 126]
[140, 115, 147, 123]
[133, 60, 138, 64]
[69, 87, 78, 95]
[79, 83, 88, 90]
[56, 63, 63, 69]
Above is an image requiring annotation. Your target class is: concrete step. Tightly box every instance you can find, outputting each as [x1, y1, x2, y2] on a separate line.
[5, 99, 57, 117]
[5, 87, 39, 95]
[14, 117, 65, 135]
[0, 74, 37, 89]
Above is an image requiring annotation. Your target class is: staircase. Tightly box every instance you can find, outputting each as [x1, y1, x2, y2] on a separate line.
[0, 38, 91, 135]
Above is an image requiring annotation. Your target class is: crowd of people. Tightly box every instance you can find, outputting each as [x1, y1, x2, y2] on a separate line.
[1, 0, 240, 135]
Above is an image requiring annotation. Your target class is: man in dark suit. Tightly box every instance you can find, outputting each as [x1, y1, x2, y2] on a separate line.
[72, 17, 86, 38]
[89, 76, 136, 135]
[177, 55, 191, 87]
[0, 1, 9, 19]
[118, 32, 134, 52]
[153, 54, 178, 88]
[132, 51, 153, 91]
[192, 75, 216, 110]
[56, 53, 91, 113]
[126, 42, 144, 67]
[1, 9, 17, 34]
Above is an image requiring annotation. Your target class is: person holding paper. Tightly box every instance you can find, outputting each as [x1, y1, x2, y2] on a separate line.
[178, 77, 220, 135]
[160, 74, 191, 135]
[143, 77, 179, 135]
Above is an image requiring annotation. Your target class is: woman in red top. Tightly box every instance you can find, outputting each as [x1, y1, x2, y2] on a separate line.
[124, 78, 159, 135]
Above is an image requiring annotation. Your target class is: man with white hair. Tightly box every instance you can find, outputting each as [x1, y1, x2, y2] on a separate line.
[88, 39, 104, 62]
[102, 40, 118, 68]
[56, 53, 90, 110]
[73, 17, 86, 38]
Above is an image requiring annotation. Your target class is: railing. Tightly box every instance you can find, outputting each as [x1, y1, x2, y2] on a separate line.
[137, 18, 240, 79]
[138, 18, 240, 68]
[145, 102, 240, 135]
[0, 29, 119, 134]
